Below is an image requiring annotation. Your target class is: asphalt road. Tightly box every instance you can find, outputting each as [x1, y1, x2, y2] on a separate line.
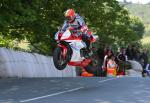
[0, 77, 150, 103]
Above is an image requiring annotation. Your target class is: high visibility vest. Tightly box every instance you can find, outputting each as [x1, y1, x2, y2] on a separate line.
[107, 60, 117, 77]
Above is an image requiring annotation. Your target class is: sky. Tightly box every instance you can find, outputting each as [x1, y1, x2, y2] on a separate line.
[117, 0, 150, 4]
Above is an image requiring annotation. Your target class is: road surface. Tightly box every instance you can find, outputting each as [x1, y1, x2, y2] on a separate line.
[0, 77, 150, 103]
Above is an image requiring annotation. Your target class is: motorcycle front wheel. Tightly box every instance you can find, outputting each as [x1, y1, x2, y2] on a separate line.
[53, 47, 68, 70]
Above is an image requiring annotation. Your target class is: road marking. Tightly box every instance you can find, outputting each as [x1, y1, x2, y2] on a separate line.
[98, 78, 117, 83]
[20, 78, 117, 103]
[20, 87, 84, 103]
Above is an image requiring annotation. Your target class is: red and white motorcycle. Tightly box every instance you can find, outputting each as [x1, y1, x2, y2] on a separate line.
[53, 28, 99, 73]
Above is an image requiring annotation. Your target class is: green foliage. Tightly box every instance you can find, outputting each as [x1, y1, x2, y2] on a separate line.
[125, 3, 150, 36]
[129, 16, 145, 39]
[125, 3, 150, 62]
[0, 35, 14, 48]
[0, 0, 145, 55]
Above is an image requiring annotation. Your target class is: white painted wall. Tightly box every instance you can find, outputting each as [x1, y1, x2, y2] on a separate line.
[126, 60, 143, 77]
[0, 48, 76, 77]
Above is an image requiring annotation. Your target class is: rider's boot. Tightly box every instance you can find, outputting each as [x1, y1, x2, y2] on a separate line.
[81, 38, 92, 58]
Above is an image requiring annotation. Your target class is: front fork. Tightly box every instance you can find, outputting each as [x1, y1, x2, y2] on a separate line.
[58, 44, 68, 59]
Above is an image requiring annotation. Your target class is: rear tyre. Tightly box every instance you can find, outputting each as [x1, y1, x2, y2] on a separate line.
[53, 47, 68, 70]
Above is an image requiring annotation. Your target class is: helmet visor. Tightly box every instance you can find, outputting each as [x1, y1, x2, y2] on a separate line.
[66, 16, 72, 21]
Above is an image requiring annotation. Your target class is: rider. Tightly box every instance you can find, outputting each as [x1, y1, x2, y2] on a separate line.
[59, 9, 93, 53]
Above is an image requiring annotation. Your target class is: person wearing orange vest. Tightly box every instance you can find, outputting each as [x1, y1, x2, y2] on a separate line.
[107, 56, 118, 77]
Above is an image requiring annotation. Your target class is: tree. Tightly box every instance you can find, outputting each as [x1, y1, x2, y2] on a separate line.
[129, 15, 145, 39]
[68, 0, 143, 47]
[0, 0, 145, 55]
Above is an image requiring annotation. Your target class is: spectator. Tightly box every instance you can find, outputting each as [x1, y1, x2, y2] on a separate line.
[102, 49, 114, 76]
[117, 47, 128, 75]
[97, 46, 109, 76]
[132, 45, 137, 60]
[135, 50, 141, 62]
[97, 46, 109, 61]
[107, 56, 118, 77]
[118, 47, 128, 61]
[97, 44, 149, 77]
[140, 49, 149, 76]
[132, 46, 141, 62]
[126, 44, 133, 60]
[141, 49, 149, 68]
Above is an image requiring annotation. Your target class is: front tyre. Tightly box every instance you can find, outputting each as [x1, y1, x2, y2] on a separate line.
[53, 47, 68, 70]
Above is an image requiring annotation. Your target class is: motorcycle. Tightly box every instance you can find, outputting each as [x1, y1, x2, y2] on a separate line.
[53, 28, 100, 74]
